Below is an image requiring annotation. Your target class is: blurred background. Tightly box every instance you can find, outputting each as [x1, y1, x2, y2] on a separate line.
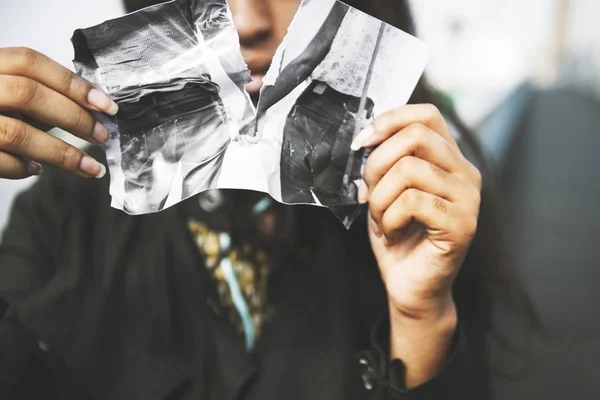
[409, 1, 600, 398]
[1, 0, 599, 398]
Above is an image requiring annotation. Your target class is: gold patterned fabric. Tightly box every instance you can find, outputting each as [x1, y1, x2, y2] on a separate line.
[187, 219, 273, 347]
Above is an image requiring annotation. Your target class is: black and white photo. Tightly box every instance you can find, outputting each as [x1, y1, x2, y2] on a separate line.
[231, 0, 428, 225]
[73, 0, 427, 226]
[73, 0, 252, 214]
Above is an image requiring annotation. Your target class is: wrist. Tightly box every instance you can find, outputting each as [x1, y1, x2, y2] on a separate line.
[387, 295, 458, 386]
[389, 293, 458, 339]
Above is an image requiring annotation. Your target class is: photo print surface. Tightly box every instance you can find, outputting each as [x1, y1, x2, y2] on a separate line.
[72, 0, 428, 227]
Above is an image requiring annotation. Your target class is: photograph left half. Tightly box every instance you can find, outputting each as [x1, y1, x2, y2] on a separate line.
[72, 0, 253, 214]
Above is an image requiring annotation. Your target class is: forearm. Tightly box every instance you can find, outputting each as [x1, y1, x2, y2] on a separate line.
[388, 297, 458, 389]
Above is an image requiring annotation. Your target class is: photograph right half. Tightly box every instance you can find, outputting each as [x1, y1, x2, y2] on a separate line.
[253, 0, 428, 221]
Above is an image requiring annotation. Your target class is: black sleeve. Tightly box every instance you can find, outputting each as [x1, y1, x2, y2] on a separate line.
[0, 171, 71, 305]
[0, 314, 60, 399]
[356, 314, 476, 400]
[0, 167, 73, 396]
[0, 146, 106, 305]
[0, 154, 107, 397]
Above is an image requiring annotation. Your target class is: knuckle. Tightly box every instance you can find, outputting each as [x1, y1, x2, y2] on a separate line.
[0, 117, 27, 149]
[463, 215, 479, 240]
[396, 155, 412, 171]
[70, 108, 85, 129]
[429, 160, 444, 176]
[1, 158, 26, 179]
[70, 107, 92, 134]
[363, 153, 386, 187]
[407, 122, 427, 140]
[422, 103, 442, 121]
[394, 156, 417, 180]
[380, 211, 396, 236]
[402, 188, 421, 208]
[471, 186, 482, 208]
[405, 124, 428, 151]
[368, 191, 385, 216]
[10, 47, 41, 73]
[56, 143, 81, 171]
[58, 69, 75, 95]
[3, 76, 37, 108]
[432, 196, 448, 214]
[471, 164, 483, 189]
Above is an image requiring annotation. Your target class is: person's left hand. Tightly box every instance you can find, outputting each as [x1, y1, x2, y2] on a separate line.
[351, 104, 482, 323]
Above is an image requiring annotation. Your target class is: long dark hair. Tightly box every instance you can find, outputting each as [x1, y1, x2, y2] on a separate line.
[124, 0, 542, 395]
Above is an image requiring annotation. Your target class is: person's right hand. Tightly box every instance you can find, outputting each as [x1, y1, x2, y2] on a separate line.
[0, 47, 119, 179]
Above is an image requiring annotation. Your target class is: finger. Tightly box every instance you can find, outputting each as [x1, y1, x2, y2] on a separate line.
[351, 104, 455, 150]
[369, 156, 481, 226]
[363, 123, 468, 190]
[0, 75, 109, 143]
[380, 188, 478, 247]
[0, 151, 37, 179]
[0, 115, 106, 178]
[0, 47, 118, 115]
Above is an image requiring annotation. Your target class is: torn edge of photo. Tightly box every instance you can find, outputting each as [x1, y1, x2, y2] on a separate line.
[71, 0, 428, 228]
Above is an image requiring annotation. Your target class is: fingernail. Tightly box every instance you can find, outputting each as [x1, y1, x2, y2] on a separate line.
[80, 155, 106, 178]
[92, 121, 109, 143]
[358, 180, 368, 204]
[26, 161, 43, 176]
[351, 125, 375, 151]
[88, 89, 119, 116]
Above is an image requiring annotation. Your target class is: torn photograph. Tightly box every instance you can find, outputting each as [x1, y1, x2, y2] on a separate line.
[248, 0, 429, 208]
[72, 0, 428, 227]
[72, 0, 253, 214]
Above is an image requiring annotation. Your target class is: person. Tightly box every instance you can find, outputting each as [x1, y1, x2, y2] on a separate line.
[0, 0, 539, 399]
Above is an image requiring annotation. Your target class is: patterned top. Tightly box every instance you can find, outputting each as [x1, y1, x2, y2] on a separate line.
[186, 196, 276, 350]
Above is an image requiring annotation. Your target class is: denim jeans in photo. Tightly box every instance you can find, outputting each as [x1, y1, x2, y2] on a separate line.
[280, 80, 374, 206]
[116, 86, 229, 213]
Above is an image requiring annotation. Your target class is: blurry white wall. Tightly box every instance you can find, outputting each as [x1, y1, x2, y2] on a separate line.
[409, 0, 561, 125]
[0, 0, 124, 233]
[557, 0, 600, 96]
[566, 0, 600, 55]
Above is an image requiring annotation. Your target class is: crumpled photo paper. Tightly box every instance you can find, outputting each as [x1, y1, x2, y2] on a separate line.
[72, 0, 428, 228]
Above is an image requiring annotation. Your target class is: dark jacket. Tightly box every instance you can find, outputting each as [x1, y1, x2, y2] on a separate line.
[0, 148, 477, 400]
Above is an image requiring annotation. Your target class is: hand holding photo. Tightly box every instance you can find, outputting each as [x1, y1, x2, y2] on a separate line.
[72, 0, 428, 227]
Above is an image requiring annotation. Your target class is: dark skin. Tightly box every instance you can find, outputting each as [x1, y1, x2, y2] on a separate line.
[0, 0, 482, 387]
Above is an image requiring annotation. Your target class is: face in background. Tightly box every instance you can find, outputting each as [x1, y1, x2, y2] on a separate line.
[227, 0, 302, 98]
